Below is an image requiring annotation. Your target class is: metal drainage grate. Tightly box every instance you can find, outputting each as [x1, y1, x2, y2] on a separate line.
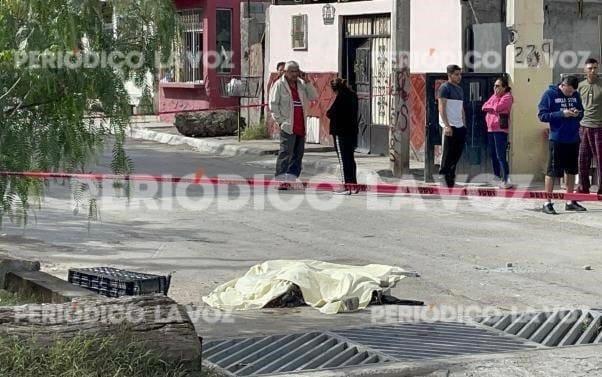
[477, 309, 602, 347]
[333, 321, 536, 361]
[203, 332, 390, 376]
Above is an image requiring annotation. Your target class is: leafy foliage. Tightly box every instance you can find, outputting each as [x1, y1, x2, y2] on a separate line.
[241, 121, 270, 140]
[0, 0, 178, 225]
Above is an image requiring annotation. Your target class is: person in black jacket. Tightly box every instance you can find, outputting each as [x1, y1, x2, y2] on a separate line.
[327, 78, 359, 194]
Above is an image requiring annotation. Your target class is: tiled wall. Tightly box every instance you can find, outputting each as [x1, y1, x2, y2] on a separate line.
[409, 74, 426, 157]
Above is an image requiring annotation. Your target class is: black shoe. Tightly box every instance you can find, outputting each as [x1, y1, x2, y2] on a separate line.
[277, 182, 290, 191]
[542, 202, 558, 215]
[565, 201, 587, 212]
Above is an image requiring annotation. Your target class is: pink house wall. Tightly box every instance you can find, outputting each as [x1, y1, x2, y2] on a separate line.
[159, 0, 241, 122]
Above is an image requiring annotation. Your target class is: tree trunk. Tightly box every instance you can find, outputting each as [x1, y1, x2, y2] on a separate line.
[0, 295, 201, 373]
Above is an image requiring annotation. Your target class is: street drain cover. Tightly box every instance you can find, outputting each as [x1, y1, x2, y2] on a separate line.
[477, 309, 602, 347]
[203, 332, 391, 376]
[333, 321, 536, 361]
[203, 321, 535, 376]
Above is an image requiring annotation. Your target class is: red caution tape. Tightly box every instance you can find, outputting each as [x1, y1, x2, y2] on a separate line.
[1, 171, 601, 202]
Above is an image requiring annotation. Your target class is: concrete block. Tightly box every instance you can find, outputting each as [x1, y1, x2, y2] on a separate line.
[5, 271, 98, 303]
[0, 256, 40, 289]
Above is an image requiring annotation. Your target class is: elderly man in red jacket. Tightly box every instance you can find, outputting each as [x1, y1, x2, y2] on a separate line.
[269, 61, 318, 187]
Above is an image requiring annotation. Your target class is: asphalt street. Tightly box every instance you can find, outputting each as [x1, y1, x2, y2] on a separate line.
[2, 138, 602, 340]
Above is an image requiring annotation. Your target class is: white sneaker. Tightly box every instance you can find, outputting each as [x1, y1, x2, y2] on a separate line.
[490, 177, 501, 187]
[498, 181, 515, 190]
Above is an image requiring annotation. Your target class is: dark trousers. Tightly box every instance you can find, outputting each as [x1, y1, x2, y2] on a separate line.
[578, 127, 602, 194]
[275, 131, 305, 179]
[334, 135, 357, 184]
[488, 132, 510, 182]
[439, 127, 467, 186]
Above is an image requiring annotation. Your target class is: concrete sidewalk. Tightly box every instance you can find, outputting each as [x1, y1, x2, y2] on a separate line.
[129, 120, 335, 156]
[127, 121, 547, 188]
[128, 120, 425, 183]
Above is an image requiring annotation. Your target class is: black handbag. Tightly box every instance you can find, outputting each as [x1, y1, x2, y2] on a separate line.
[499, 114, 509, 130]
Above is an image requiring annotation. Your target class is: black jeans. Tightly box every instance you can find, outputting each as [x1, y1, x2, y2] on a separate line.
[334, 134, 357, 184]
[275, 131, 305, 179]
[439, 127, 467, 186]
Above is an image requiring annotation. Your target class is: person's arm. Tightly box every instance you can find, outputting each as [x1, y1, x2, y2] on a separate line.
[438, 97, 453, 137]
[303, 78, 318, 101]
[538, 93, 564, 123]
[438, 85, 455, 135]
[575, 93, 585, 122]
[438, 98, 450, 127]
[269, 82, 286, 124]
[438, 84, 451, 123]
[494, 93, 513, 114]
[482, 95, 496, 113]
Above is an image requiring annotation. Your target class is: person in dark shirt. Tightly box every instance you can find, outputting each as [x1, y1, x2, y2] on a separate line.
[537, 75, 586, 214]
[327, 78, 359, 195]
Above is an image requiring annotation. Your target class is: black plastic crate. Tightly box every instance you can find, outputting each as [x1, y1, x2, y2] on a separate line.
[68, 267, 171, 298]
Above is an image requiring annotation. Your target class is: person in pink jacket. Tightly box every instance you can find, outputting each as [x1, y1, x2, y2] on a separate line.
[482, 77, 514, 189]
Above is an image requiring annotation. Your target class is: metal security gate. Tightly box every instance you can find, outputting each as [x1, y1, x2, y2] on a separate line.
[343, 15, 391, 155]
[425, 73, 503, 182]
[347, 40, 372, 153]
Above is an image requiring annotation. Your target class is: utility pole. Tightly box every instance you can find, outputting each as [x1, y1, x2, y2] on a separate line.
[505, 0, 553, 179]
[389, 0, 411, 178]
[599, 15, 602, 60]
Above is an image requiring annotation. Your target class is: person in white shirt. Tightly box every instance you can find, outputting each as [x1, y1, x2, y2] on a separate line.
[438, 64, 466, 188]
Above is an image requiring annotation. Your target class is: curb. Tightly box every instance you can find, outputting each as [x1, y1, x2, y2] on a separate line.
[285, 344, 602, 377]
[128, 126, 380, 178]
[1, 256, 100, 303]
[6, 270, 98, 303]
[246, 157, 381, 180]
[128, 127, 278, 157]
[128, 126, 338, 157]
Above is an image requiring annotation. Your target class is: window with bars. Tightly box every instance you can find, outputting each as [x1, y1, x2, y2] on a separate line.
[291, 14, 308, 50]
[345, 15, 391, 38]
[175, 9, 204, 83]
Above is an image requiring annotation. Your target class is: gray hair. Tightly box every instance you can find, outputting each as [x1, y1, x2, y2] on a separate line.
[285, 61, 300, 71]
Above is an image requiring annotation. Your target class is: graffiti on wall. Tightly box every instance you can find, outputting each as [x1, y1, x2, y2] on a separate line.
[389, 61, 411, 171]
[514, 40, 553, 68]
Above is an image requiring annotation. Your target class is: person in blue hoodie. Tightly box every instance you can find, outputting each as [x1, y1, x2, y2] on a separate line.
[538, 76, 586, 215]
